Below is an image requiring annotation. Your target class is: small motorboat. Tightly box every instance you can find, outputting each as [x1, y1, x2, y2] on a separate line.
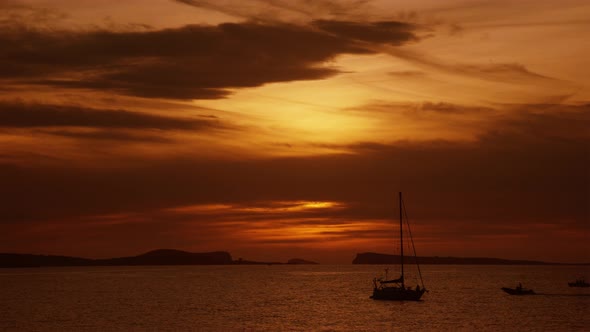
[568, 278, 590, 287]
[501, 283, 535, 295]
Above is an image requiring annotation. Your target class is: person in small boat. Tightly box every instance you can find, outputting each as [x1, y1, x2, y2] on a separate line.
[517, 283, 522, 291]
[416, 285, 421, 292]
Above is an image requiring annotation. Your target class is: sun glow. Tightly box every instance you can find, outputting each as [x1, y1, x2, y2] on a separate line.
[166, 200, 344, 215]
[241, 220, 381, 247]
[299, 201, 335, 209]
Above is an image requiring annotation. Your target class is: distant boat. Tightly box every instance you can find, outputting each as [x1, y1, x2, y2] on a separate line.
[501, 283, 535, 295]
[371, 192, 426, 301]
[568, 277, 590, 287]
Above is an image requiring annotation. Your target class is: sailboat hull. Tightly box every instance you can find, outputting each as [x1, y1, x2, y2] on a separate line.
[371, 287, 425, 301]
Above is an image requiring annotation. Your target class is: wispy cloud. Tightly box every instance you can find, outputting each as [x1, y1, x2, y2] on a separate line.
[383, 46, 566, 85]
[34, 129, 174, 143]
[312, 20, 418, 45]
[174, 0, 374, 21]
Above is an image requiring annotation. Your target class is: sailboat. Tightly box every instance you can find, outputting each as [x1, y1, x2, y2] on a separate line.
[371, 192, 426, 301]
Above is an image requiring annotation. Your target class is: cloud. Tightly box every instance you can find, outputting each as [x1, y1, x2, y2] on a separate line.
[354, 100, 496, 115]
[174, 0, 260, 20]
[1, 102, 587, 262]
[175, 0, 375, 22]
[383, 46, 568, 87]
[312, 20, 418, 45]
[35, 129, 174, 143]
[0, 2, 68, 29]
[418, 101, 494, 114]
[0, 20, 419, 100]
[1, 103, 587, 227]
[0, 100, 226, 130]
[459, 63, 556, 82]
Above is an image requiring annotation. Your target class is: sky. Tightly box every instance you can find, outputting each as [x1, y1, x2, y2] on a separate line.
[0, 0, 588, 264]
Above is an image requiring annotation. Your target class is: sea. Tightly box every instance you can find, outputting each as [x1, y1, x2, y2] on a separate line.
[1, 265, 589, 331]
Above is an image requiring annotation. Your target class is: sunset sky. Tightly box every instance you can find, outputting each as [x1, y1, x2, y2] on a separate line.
[0, 0, 588, 264]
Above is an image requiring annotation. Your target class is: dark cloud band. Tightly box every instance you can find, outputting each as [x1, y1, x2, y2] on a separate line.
[0, 20, 419, 100]
[0, 100, 225, 130]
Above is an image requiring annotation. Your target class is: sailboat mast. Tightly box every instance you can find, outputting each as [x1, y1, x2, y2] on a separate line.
[399, 192, 404, 288]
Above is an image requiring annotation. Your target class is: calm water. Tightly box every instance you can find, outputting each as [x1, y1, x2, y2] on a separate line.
[1, 265, 589, 331]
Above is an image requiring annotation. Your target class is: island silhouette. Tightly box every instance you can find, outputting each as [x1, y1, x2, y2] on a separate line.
[352, 252, 586, 265]
[1, 249, 585, 268]
[0, 249, 318, 267]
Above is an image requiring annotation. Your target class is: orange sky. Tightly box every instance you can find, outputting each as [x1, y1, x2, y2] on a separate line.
[0, 0, 588, 263]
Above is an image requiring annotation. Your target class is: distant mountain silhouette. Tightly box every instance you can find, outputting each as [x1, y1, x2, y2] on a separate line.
[287, 258, 318, 264]
[352, 252, 583, 265]
[0, 249, 232, 267]
[97, 249, 233, 266]
[5, 250, 581, 267]
[0, 249, 322, 267]
[0, 253, 94, 268]
[233, 258, 283, 265]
